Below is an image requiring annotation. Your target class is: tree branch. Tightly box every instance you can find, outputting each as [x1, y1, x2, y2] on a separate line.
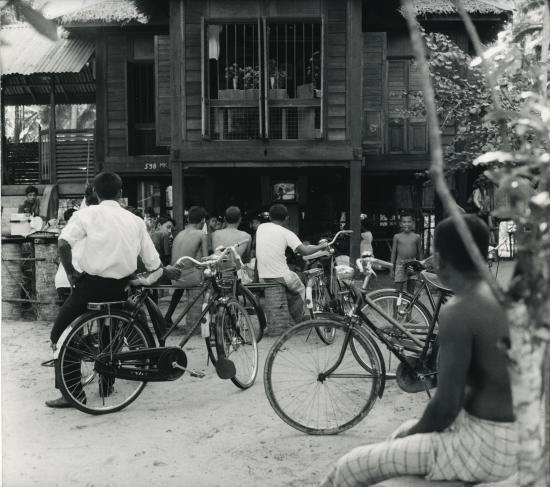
[400, 0, 506, 303]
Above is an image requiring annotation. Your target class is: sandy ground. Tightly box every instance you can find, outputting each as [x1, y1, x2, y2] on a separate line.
[2, 262, 514, 487]
[2, 317, 427, 487]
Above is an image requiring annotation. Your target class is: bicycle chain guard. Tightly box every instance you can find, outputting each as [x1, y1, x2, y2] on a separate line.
[94, 347, 188, 382]
[396, 358, 437, 394]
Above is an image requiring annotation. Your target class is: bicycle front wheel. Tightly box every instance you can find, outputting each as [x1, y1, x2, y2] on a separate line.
[216, 298, 258, 389]
[264, 319, 383, 435]
[56, 311, 155, 415]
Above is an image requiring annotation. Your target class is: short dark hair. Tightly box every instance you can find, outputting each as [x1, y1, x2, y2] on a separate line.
[188, 206, 206, 224]
[269, 204, 288, 222]
[157, 215, 175, 226]
[225, 206, 241, 224]
[63, 208, 76, 222]
[400, 212, 414, 220]
[434, 214, 489, 273]
[25, 185, 38, 195]
[93, 172, 122, 199]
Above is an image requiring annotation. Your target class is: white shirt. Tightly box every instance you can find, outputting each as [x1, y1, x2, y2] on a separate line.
[59, 200, 161, 279]
[255, 222, 302, 278]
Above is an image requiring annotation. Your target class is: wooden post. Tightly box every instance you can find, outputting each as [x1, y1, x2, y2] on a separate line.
[94, 35, 106, 172]
[1, 91, 9, 184]
[348, 0, 364, 260]
[171, 158, 185, 231]
[49, 77, 57, 183]
[349, 160, 362, 260]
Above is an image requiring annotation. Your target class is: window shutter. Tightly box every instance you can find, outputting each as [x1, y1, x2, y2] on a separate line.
[363, 32, 386, 153]
[154, 35, 171, 146]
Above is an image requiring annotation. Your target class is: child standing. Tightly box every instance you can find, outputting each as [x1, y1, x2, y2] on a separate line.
[391, 213, 423, 294]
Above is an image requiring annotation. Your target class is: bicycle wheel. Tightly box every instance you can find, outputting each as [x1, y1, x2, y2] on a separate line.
[364, 290, 433, 374]
[56, 311, 155, 415]
[236, 283, 267, 342]
[264, 319, 383, 435]
[309, 278, 337, 344]
[215, 298, 258, 389]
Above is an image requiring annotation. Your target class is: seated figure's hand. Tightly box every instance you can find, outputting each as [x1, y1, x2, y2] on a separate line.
[67, 269, 83, 287]
[164, 265, 181, 281]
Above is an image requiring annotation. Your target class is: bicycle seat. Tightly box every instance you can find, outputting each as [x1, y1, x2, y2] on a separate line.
[303, 268, 324, 277]
[87, 301, 127, 311]
[421, 271, 452, 293]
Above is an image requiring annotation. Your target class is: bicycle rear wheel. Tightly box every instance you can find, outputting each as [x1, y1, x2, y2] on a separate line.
[264, 319, 383, 435]
[364, 290, 433, 374]
[56, 311, 155, 415]
[216, 298, 258, 389]
[308, 278, 336, 344]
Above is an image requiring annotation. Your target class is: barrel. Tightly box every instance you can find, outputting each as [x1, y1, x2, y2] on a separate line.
[33, 237, 59, 321]
[1, 239, 24, 319]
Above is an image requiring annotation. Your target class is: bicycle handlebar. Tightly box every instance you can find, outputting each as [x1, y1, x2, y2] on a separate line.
[356, 256, 393, 274]
[175, 239, 247, 270]
[302, 230, 353, 262]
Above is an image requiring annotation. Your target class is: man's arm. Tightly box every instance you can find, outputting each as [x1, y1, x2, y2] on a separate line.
[58, 239, 81, 286]
[404, 304, 472, 436]
[199, 233, 209, 258]
[295, 242, 328, 256]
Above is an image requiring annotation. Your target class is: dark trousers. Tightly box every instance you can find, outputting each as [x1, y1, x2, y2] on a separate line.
[51, 274, 128, 397]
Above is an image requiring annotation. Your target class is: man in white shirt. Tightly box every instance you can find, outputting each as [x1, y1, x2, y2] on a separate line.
[46, 172, 180, 408]
[256, 204, 328, 323]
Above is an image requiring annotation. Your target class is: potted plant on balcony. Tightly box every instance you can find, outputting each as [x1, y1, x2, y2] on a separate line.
[219, 63, 259, 100]
[268, 59, 288, 99]
[242, 65, 260, 100]
[297, 51, 321, 99]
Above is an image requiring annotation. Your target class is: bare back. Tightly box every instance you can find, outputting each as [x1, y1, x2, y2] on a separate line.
[171, 227, 207, 264]
[440, 281, 514, 422]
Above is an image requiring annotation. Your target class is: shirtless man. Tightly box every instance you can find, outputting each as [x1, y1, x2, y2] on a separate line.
[321, 215, 517, 486]
[391, 213, 423, 294]
[212, 206, 251, 261]
[164, 206, 208, 324]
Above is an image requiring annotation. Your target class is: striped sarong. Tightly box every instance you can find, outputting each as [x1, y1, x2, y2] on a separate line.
[320, 410, 517, 487]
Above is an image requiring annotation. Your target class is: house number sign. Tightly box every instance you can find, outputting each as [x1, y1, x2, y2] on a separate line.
[143, 161, 170, 171]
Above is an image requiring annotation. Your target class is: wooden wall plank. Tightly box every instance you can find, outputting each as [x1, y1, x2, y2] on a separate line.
[105, 34, 127, 157]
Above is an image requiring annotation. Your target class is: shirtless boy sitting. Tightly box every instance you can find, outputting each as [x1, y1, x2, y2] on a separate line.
[391, 213, 422, 294]
[320, 214, 517, 486]
[164, 206, 208, 325]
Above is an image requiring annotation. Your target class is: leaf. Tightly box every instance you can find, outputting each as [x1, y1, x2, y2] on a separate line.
[9, 0, 57, 41]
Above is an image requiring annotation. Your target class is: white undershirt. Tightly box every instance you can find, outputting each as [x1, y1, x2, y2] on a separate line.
[255, 222, 302, 278]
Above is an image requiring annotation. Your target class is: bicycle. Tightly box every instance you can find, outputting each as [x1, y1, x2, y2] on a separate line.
[302, 230, 354, 343]
[54, 243, 259, 415]
[263, 256, 443, 435]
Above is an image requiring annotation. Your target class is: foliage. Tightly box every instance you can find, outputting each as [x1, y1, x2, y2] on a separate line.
[224, 63, 260, 89]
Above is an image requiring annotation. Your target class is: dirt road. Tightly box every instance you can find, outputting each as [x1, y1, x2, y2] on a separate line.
[2, 318, 426, 487]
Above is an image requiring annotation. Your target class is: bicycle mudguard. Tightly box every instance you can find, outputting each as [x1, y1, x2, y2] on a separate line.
[215, 357, 236, 380]
[94, 347, 188, 382]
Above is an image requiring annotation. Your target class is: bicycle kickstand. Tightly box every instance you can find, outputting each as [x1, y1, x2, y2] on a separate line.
[172, 361, 206, 378]
[420, 375, 432, 399]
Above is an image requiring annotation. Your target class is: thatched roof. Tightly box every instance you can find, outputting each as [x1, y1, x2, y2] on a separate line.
[410, 0, 513, 15]
[56, 0, 149, 25]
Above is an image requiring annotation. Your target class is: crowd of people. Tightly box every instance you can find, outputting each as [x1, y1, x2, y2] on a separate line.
[42, 171, 518, 487]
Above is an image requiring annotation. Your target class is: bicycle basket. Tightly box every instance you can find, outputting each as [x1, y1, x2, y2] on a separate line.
[335, 265, 355, 284]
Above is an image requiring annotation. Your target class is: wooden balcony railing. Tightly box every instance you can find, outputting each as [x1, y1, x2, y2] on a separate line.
[39, 128, 94, 183]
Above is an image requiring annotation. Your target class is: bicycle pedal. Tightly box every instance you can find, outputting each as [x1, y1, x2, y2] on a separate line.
[171, 361, 205, 378]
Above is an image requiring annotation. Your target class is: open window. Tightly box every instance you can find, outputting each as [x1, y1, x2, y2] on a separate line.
[204, 19, 323, 141]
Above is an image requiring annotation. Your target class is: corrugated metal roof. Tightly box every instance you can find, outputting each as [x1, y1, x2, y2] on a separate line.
[0, 25, 95, 76]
